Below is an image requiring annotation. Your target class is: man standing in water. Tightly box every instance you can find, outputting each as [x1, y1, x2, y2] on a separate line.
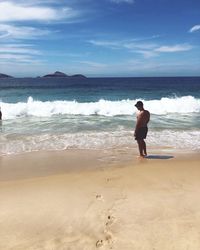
[134, 101, 150, 157]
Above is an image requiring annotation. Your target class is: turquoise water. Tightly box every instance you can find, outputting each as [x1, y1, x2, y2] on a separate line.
[0, 77, 200, 155]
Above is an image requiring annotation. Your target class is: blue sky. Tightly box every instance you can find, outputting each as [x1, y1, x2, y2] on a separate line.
[0, 0, 200, 77]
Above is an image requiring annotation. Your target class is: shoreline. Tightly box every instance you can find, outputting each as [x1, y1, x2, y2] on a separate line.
[1, 146, 199, 182]
[1, 149, 200, 249]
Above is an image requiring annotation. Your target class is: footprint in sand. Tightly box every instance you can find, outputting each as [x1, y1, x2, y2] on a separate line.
[95, 215, 115, 248]
[106, 176, 121, 182]
[96, 194, 104, 201]
[96, 239, 103, 248]
[105, 232, 113, 244]
[106, 215, 115, 226]
[96, 234, 113, 248]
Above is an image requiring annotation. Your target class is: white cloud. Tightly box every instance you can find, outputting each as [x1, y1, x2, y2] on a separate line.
[0, 24, 51, 40]
[0, 1, 79, 22]
[124, 42, 157, 50]
[0, 44, 41, 55]
[136, 50, 157, 58]
[88, 38, 158, 57]
[0, 53, 42, 63]
[89, 40, 120, 49]
[78, 60, 107, 68]
[89, 38, 194, 59]
[155, 44, 193, 52]
[0, 43, 43, 66]
[189, 25, 200, 33]
[88, 36, 160, 51]
[110, 0, 134, 3]
[88, 39, 156, 50]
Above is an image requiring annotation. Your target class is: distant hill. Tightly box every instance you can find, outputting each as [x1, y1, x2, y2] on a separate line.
[43, 71, 68, 78]
[43, 71, 86, 78]
[71, 74, 87, 79]
[0, 71, 87, 78]
[0, 73, 12, 78]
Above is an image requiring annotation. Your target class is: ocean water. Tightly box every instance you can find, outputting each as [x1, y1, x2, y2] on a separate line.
[0, 77, 200, 155]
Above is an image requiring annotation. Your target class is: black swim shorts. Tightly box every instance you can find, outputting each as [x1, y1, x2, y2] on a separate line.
[135, 127, 148, 140]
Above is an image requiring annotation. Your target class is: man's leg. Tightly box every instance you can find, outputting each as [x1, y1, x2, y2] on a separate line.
[142, 140, 147, 155]
[137, 140, 144, 157]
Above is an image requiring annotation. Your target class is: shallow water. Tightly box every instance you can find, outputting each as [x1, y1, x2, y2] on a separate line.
[0, 77, 200, 155]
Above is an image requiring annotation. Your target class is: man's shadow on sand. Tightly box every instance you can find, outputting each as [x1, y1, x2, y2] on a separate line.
[145, 155, 174, 160]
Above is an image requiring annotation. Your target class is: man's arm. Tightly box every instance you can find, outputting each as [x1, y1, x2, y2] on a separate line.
[146, 111, 150, 123]
[134, 112, 143, 135]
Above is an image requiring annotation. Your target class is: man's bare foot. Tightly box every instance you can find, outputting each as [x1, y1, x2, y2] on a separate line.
[137, 155, 145, 158]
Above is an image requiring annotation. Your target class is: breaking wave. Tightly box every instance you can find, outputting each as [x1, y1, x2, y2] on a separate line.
[0, 96, 200, 119]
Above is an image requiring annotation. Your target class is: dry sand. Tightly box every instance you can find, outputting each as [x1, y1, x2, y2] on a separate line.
[0, 149, 200, 250]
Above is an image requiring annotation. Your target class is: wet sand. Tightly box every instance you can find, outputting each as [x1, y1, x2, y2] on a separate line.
[0, 149, 200, 249]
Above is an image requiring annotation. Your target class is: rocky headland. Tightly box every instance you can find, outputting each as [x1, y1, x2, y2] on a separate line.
[0, 71, 87, 79]
[0, 73, 12, 78]
[42, 71, 87, 78]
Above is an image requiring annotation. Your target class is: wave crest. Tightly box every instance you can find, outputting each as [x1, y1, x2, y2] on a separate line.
[0, 96, 200, 119]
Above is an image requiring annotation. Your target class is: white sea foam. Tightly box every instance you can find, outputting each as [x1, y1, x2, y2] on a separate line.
[0, 96, 200, 119]
[0, 130, 200, 155]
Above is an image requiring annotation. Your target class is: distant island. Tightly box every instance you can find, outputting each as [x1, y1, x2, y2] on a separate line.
[0, 73, 12, 78]
[0, 71, 87, 79]
[42, 71, 87, 78]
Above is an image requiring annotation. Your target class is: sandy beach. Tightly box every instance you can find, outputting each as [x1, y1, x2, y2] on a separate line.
[0, 149, 200, 250]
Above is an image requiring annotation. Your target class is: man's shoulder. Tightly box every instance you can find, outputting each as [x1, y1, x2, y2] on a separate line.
[141, 109, 149, 114]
